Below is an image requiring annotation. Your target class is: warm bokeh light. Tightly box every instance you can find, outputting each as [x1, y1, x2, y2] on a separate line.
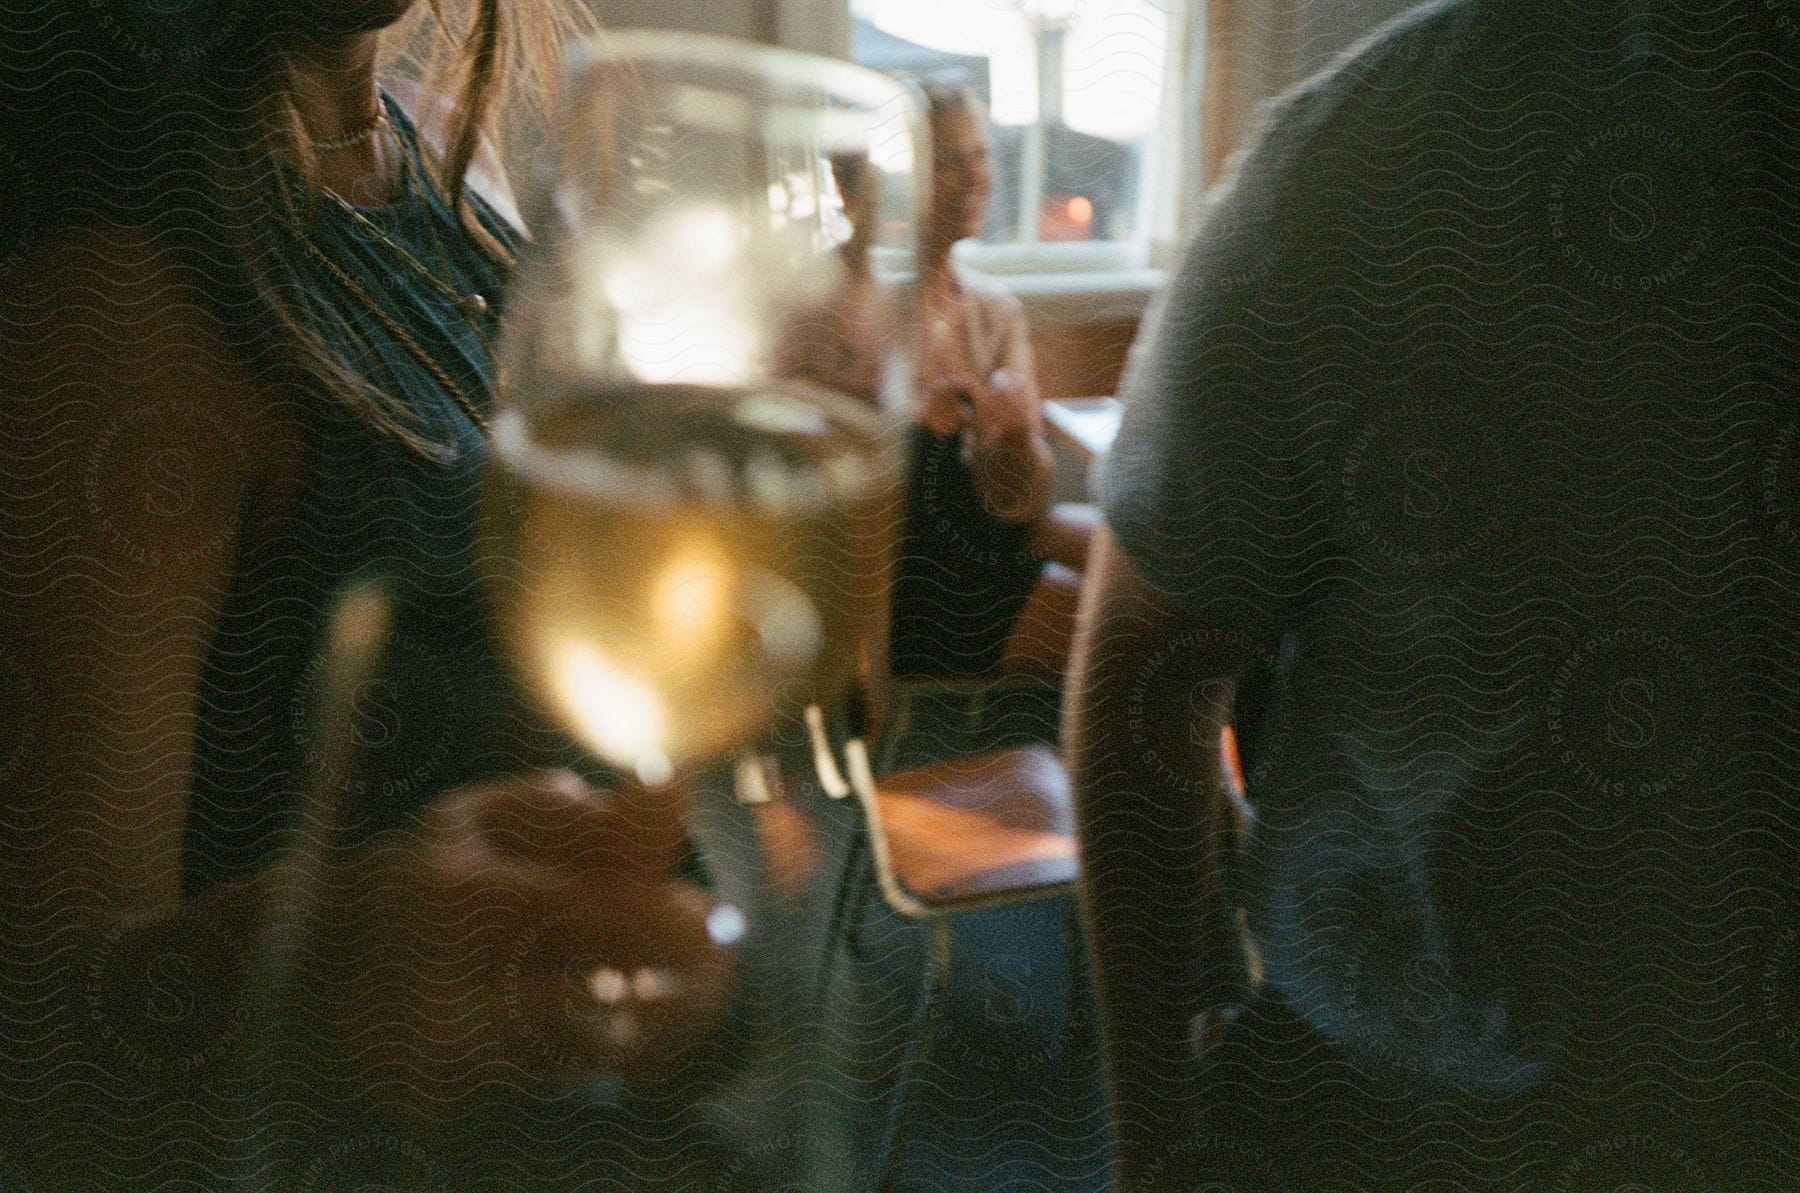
[607, 205, 760, 386]
[1038, 193, 1097, 241]
[550, 639, 670, 782]
[653, 545, 733, 660]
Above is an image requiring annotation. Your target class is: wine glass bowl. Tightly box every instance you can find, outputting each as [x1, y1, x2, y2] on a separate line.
[481, 33, 924, 784]
[481, 379, 900, 782]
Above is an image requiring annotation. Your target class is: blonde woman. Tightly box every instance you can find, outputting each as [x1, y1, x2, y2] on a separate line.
[789, 75, 1087, 682]
[0, 3, 733, 1187]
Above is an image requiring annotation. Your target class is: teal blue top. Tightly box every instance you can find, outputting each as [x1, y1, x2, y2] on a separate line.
[183, 95, 562, 890]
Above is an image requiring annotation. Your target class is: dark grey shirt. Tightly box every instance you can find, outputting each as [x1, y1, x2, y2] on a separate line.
[1103, 0, 1796, 1098]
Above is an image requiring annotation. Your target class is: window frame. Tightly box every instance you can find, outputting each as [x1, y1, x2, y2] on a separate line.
[778, 0, 1205, 307]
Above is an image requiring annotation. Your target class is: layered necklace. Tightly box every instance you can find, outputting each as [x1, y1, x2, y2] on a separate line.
[268, 94, 499, 437]
[307, 105, 389, 153]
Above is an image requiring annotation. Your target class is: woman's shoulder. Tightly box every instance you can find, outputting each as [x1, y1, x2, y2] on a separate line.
[4, 231, 232, 377]
[952, 266, 1028, 347]
[381, 77, 526, 239]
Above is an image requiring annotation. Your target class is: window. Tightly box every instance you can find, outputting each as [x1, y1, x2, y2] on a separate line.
[847, 0, 1195, 278]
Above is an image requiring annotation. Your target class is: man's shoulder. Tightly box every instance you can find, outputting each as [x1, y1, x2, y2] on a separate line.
[1319, 0, 1480, 79]
[1312, 0, 1490, 87]
[1253, 0, 1492, 162]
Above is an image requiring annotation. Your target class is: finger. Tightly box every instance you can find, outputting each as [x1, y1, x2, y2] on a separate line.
[961, 374, 993, 410]
[925, 372, 979, 402]
[979, 379, 1032, 429]
[970, 382, 1025, 433]
[920, 386, 972, 436]
[598, 893, 739, 1083]
[519, 948, 735, 1083]
[525, 780, 698, 892]
[592, 927, 738, 1086]
[576, 779, 692, 881]
[525, 778, 692, 883]
[431, 771, 602, 872]
[549, 874, 724, 971]
[508, 883, 721, 1000]
[438, 773, 691, 882]
[949, 396, 974, 429]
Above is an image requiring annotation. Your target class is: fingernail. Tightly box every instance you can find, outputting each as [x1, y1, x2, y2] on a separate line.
[631, 967, 674, 1001]
[548, 769, 588, 798]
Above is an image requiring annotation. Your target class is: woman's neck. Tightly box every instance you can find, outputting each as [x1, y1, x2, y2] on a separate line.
[921, 234, 958, 282]
[285, 32, 399, 205]
[921, 240, 962, 300]
[288, 31, 383, 144]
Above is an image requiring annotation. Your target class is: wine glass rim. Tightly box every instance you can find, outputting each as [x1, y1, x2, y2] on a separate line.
[486, 386, 903, 514]
[565, 30, 920, 116]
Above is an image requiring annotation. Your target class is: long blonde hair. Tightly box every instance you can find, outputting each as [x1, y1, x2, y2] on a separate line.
[233, 0, 600, 452]
[2, 2, 600, 454]
[278, 2, 594, 257]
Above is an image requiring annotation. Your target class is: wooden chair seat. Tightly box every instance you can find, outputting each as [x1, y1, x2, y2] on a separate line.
[829, 731, 1078, 1191]
[869, 745, 1077, 911]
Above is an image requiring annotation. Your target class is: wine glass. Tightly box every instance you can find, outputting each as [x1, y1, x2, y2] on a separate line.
[480, 33, 924, 795]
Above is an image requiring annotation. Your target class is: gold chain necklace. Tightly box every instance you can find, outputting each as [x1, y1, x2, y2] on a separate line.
[268, 102, 499, 436]
[318, 179, 495, 329]
[278, 229, 492, 436]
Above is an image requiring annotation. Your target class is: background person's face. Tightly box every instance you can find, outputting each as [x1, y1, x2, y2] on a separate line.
[928, 105, 993, 245]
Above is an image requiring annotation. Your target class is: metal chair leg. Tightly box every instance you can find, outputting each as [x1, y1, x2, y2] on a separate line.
[875, 917, 952, 1193]
[813, 827, 870, 1009]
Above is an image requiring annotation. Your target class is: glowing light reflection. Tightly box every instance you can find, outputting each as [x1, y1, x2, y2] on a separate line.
[551, 639, 667, 775]
[608, 204, 760, 385]
[653, 546, 733, 659]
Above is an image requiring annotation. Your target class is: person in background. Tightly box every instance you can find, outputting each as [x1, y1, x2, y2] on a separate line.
[895, 72, 1095, 682]
[789, 75, 1091, 686]
[0, 2, 736, 1189]
[1069, 1, 1796, 1189]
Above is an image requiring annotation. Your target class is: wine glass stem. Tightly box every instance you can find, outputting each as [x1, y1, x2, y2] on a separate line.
[733, 753, 779, 805]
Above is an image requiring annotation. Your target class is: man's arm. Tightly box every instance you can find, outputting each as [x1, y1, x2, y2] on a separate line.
[1065, 527, 1247, 1191]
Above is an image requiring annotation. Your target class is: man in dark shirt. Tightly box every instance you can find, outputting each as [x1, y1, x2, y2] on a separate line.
[1069, 1, 1797, 1188]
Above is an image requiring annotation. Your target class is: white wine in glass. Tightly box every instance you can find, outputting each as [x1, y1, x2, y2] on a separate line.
[481, 33, 922, 787]
[483, 379, 900, 783]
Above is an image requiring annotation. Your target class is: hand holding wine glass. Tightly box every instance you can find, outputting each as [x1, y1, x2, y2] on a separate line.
[296, 32, 925, 1137]
[321, 769, 738, 1114]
